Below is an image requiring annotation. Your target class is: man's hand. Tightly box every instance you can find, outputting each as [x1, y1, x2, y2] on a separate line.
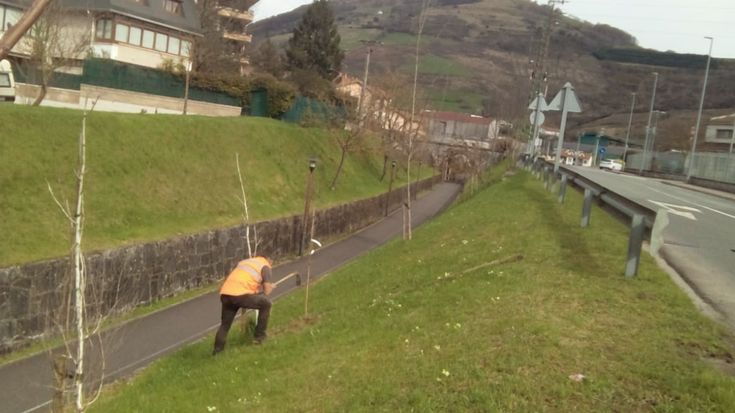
[263, 282, 276, 296]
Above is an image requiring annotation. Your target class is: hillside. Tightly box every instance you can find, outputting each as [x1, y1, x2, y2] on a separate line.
[0, 106, 411, 267]
[250, 0, 735, 128]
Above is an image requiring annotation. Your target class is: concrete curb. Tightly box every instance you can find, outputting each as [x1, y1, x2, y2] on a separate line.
[660, 180, 735, 203]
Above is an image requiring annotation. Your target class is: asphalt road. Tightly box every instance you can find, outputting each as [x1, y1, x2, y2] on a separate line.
[0, 182, 463, 413]
[568, 166, 735, 323]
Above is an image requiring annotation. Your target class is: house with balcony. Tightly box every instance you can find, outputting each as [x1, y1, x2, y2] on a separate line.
[702, 113, 735, 152]
[0, 0, 202, 71]
[216, 0, 258, 75]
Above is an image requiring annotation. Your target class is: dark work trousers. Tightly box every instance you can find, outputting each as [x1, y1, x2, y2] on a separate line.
[213, 293, 272, 354]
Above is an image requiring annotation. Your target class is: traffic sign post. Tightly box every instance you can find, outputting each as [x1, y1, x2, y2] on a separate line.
[547, 82, 582, 173]
[528, 93, 548, 159]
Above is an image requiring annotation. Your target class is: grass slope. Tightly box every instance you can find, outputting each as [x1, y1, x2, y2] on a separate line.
[0, 106, 409, 267]
[89, 170, 735, 413]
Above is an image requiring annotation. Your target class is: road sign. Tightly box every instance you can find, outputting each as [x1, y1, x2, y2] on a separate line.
[528, 95, 549, 111]
[599, 147, 606, 154]
[529, 111, 545, 126]
[548, 82, 582, 113]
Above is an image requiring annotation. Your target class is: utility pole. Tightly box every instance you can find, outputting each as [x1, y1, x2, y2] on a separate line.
[357, 40, 381, 128]
[687, 36, 714, 181]
[639, 72, 659, 174]
[623, 92, 636, 162]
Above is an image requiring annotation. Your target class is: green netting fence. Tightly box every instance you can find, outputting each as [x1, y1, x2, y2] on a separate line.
[11, 64, 82, 90]
[82, 59, 240, 107]
[280, 96, 344, 124]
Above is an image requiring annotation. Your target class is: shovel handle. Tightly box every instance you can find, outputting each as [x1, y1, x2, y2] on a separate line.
[275, 271, 300, 286]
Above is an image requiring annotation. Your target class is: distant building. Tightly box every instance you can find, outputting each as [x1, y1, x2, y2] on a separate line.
[702, 113, 735, 152]
[217, 0, 259, 75]
[422, 111, 501, 143]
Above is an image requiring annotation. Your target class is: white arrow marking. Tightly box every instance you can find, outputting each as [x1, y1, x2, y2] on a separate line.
[649, 201, 701, 221]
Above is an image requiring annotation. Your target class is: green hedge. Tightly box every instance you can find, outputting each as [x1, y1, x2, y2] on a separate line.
[592, 48, 726, 69]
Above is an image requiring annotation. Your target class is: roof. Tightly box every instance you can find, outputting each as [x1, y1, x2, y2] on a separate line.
[423, 111, 495, 125]
[708, 114, 735, 126]
[0, 0, 202, 35]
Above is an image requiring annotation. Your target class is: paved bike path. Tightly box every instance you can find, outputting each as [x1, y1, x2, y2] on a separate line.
[1, 182, 463, 413]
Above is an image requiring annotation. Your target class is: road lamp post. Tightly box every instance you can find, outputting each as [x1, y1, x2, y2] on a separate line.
[687, 36, 714, 181]
[415, 160, 422, 200]
[299, 158, 317, 257]
[385, 160, 396, 217]
[623, 92, 636, 162]
[357, 40, 381, 128]
[639, 72, 659, 174]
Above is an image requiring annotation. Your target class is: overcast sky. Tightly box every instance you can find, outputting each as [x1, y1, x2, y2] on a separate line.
[252, 0, 735, 59]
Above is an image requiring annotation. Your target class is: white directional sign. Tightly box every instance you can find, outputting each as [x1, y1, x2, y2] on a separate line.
[649, 201, 702, 221]
[548, 82, 582, 113]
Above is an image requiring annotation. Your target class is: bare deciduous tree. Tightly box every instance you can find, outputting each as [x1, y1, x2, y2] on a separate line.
[18, 3, 91, 105]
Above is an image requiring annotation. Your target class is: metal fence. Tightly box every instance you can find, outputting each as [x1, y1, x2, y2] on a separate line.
[627, 151, 735, 184]
[687, 152, 735, 184]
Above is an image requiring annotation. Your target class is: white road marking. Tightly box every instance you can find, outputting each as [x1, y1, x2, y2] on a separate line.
[648, 201, 701, 221]
[641, 185, 735, 221]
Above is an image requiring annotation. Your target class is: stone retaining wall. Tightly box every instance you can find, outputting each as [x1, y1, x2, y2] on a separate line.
[0, 176, 441, 353]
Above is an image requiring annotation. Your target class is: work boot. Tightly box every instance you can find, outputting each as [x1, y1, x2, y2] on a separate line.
[253, 336, 267, 345]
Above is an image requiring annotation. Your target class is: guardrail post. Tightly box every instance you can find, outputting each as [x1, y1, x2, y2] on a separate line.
[581, 189, 593, 227]
[543, 167, 549, 188]
[625, 214, 645, 277]
[549, 172, 557, 193]
[558, 174, 568, 204]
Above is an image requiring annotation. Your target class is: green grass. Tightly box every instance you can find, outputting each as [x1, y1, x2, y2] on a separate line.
[0, 106, 413, 266]
[428, 89, 485, 113]
[401, 54, 471, 77]
[339, 28, 383, 51]
[88, 169, 735, 412]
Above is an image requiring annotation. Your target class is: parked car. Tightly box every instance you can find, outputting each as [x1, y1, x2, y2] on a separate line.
[0, 59, 16, 103]
[599, 159, 624, 171]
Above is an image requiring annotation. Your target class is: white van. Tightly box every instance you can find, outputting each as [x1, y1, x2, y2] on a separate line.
[0, 59, 16, 103]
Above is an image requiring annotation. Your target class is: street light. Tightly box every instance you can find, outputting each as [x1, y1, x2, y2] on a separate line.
[639, 72, 659, 174]
[623, 92, 636, 162]
[687, 36, 714, 181]
[299, 157, 318, 257]
[385, 160, 396, 216]
[650, 110, 665, 156]
[357, 40, 382, 128]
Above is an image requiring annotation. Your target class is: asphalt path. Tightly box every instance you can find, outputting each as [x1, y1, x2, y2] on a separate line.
[567, 166, 735, 323]
[0, 182, 463, 413]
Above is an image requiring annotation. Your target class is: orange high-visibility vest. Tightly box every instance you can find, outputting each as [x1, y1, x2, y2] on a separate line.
[220, 257, 270, 296]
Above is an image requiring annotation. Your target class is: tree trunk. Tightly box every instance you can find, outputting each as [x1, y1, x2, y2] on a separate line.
[331, 147, 347, 190]
[33, 84, 48, 106]
[379, 154, 388, 182]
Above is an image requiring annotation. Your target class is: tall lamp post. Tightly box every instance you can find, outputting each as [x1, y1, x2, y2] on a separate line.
[299, 158, 317, 257]
[623, 92, 636, 162]
[687, 36, 714, 181]
[385, 160, 396, 217]
[639, 72, 659, 174]
[357, 40, 382, 128]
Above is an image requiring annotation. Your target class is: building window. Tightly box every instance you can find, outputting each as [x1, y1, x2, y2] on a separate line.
[0, 73, 10, 87]
[163, 0, 183, 15]
[167, 36, 180, 55]
[96, 18, 113, 39]
[154, 32, 168, 51]
[142, 29, 155, 48]
[716, 129, 733, 141]
[115, 23, 130, 42]
[129, 26, 142, 46]
[4, 7, 23, 31]
[180, 40, 191, 57]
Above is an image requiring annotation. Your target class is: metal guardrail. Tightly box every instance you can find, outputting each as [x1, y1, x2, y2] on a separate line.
[524, 157, 660, 277]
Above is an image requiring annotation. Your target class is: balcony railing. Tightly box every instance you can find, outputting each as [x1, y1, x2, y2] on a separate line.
[217, 7, 254, 22]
